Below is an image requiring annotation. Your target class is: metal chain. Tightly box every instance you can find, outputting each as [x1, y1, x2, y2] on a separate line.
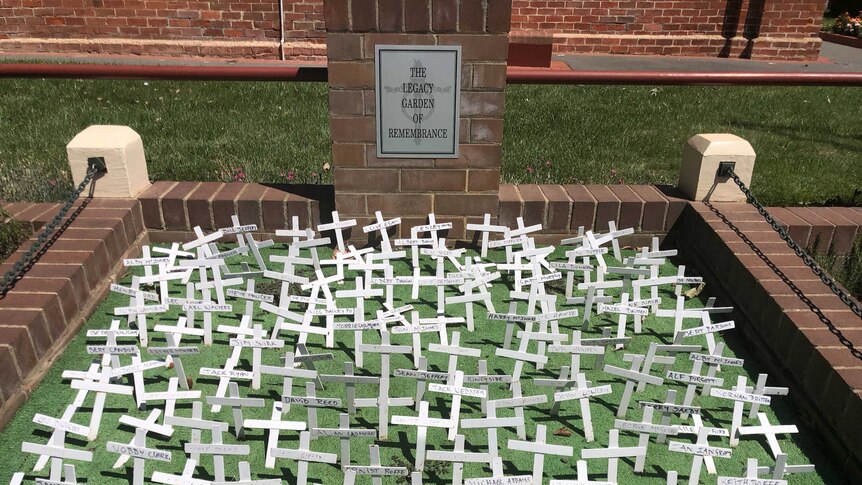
[1, 165, 100, 296]
[725, 168, 862, 358]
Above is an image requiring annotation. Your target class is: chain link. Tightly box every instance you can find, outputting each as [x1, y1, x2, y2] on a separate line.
[725, 168, 862, 358]
[1, 165, 100, 296]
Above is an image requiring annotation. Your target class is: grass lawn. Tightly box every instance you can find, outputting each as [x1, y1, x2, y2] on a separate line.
[0, 243, 846, 484]
[0, 79, 859, 206]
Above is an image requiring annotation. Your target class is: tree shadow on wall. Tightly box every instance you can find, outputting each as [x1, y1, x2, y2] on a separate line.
[720, 0, 767, 58]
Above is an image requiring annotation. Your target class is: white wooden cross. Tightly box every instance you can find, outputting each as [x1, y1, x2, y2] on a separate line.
[106, 427, 172, 485]
[394, 357, 449, 412]
[311, 413, 377, 469]
[344, 444, 410, 485]
[428, 370, 487, 440]
[553, 373, 612, 442]
[668, 426, 733, 485]
[427, 433, 493, 484]
[466, 213, 507, 258]
[717, 458, 789, 485]
[335, 276, 382, 368]
[710, 376, 771, 446]
[37, 363, 100, 471]
[429, 332, 482, 382]
[204, 381, 264, 438]
[548, 459, 614, 485]
[318, 210, 357, 253]
[362, 210, 401, 252]
[739, 412, 814, 478]
[637, 389, 704, 446]
[229, 324, 285, 389]
[581, 428, 647, 483]
[687, 343, 744, 396]
[614, 404, 680, 472]
[666, 353, 725, 419]
[391, 400, 455, 471]
[464, 359, 512, 414]
[281, 381, 342, 431]
[184, 428, 249, 483]
[603, 355, 664, 418]
[151, 316, 200, 390]
[508, 424, 574, 485]
[657, 295, 733, 337]
[745, 373, 789, 418]
[112, 409, 174, 471]
[320, 361, 380, 414]
[495, 321, 550, 383]
[70, 366, 134, 440]
[489, 382, 548, 440]
[460, 400, 524, 463]
[637, 342, 701, 392]
[242, 401, 306, 469]
[357, 330, 414, 440]
[270, 431, 337, 485]
[21, 432, 93, 484]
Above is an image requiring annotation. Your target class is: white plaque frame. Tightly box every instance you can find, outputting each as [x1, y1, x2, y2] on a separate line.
[375, 45, 461, 159]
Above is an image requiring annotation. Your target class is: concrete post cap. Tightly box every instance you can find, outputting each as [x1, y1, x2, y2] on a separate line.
[67, 125, 150, 198]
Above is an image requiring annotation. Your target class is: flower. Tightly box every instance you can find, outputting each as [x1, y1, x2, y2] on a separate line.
[323, 162, 331, 172]
[527, 165, 534, 174]
[287, 171, 296, 181]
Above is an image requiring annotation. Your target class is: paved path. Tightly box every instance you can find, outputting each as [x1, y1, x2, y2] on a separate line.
[557, 41, 862, 73]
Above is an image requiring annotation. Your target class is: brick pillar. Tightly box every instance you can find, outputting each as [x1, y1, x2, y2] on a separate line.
[325, 0, 512, 240]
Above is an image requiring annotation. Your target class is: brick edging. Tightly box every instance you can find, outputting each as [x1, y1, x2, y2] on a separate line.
[0, 199, 147, 428]
[667, 202, 862, 479]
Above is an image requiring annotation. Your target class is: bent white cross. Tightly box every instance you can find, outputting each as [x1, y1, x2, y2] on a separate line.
[508, 424, 574, 485]
[391, 400, 455, 472]
[581, 428, 647, 484]
[106, 428, 172, 485]
[739, 413, 814, 479]
[311, 413, 377, 469]
[344, 444, 410, 485]
[603, 355, 664, 418]
[270, 431, 338, 485]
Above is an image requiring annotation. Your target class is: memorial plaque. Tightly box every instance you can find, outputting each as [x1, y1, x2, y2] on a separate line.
[375, 45, 461, 158]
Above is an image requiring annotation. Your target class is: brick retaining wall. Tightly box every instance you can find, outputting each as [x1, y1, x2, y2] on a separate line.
[0, 199, 147, 429]
[666, 202, 862, 479]
[0, 0, 825, 61]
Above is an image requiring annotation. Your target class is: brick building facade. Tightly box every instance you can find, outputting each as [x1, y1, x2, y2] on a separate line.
[0, 1, 827, 61]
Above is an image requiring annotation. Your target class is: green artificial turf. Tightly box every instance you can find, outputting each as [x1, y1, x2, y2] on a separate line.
[0, 243, 848, 484]
[0, 78, 859, 207]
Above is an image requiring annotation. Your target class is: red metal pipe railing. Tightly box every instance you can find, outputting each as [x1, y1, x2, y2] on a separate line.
[1, 63, 862, 86]
[506, 69, 862, 86]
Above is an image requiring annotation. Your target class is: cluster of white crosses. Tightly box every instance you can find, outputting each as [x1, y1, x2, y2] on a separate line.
[13, 212, 815, 485]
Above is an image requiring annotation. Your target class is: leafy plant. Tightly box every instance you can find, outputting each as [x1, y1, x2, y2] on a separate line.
[832, 11, 862, 37]
[0, 208, 30, 265]
[809, 234, 862, 303]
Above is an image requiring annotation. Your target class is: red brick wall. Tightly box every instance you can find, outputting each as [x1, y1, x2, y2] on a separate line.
[510, 0, 827, 60]
[0, 0, 826, 61]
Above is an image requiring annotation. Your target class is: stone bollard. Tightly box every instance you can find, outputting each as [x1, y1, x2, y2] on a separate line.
[677, 134, 755, 202]
[67, 125, 151, 198]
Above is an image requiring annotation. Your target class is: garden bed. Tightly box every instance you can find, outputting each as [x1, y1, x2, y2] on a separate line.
[0, 232, 845, 483]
